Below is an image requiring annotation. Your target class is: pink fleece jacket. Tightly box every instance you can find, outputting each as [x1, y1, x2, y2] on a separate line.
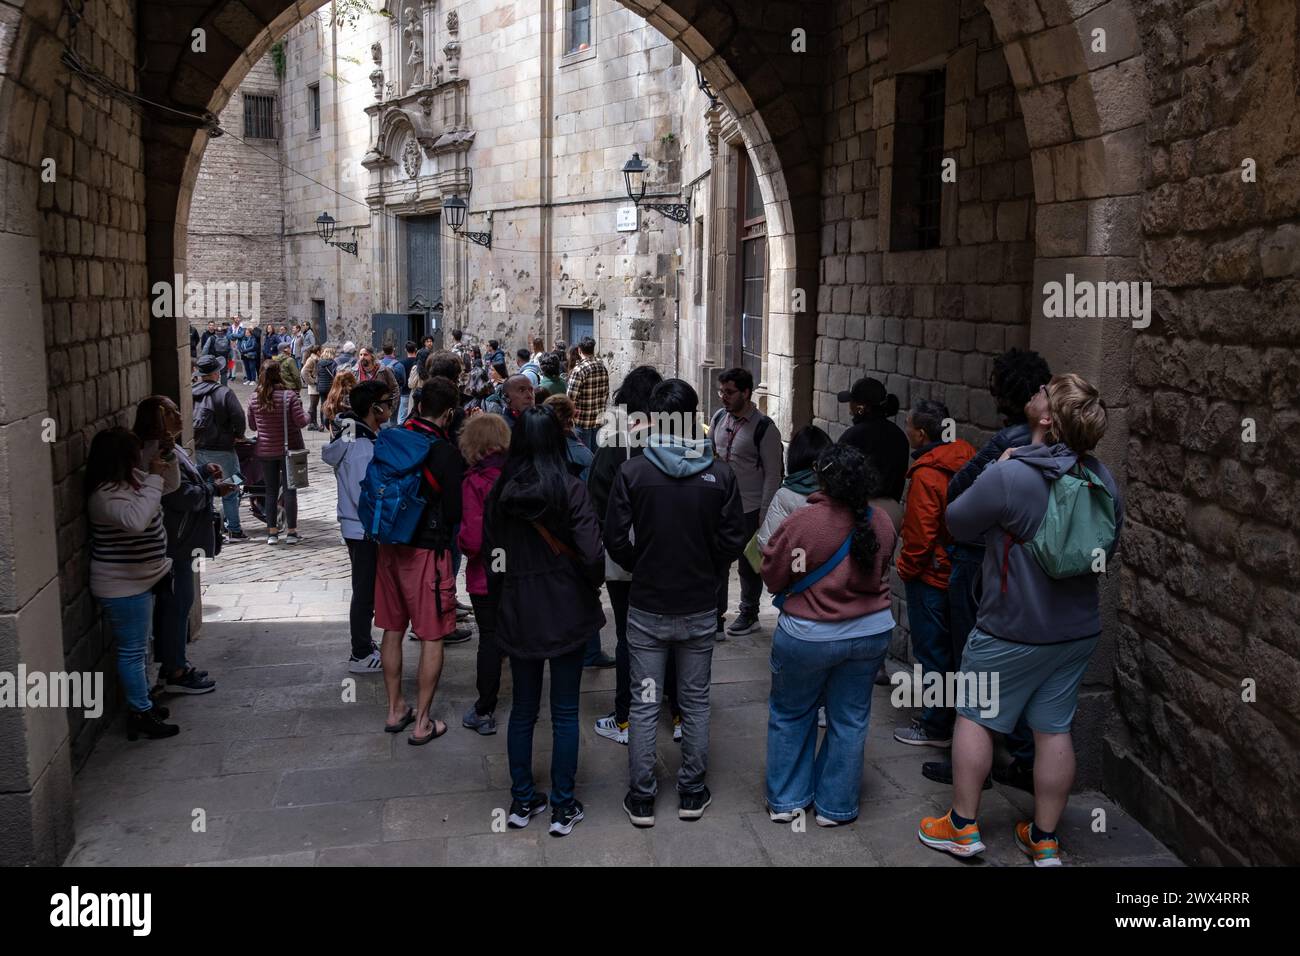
[457, 452, 504, 596]
[760, 492, 896, 621]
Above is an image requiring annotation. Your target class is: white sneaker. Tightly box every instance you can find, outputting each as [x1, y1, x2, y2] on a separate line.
[817, 706, 827, 728]
[594, 714, 628, 745]
[672, 717, 682, 742]
[267, 533, 279, 545]
[348, 648, 382, 674]
[768, 807, 798, 823]
[284, 532, 300, 545]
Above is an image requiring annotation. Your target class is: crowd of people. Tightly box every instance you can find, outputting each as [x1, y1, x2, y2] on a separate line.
[91, 318, 1121, 861]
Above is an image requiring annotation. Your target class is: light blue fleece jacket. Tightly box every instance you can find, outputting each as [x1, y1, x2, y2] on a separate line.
[321, 417, 376, 540]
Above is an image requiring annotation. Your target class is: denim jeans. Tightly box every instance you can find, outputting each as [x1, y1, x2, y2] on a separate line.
[196, 448, 242, 533]
[716, 509, 762, 623]
[507, 647, 584, 808]
[627, 605, 716, 797]
[576, 426, 600, 453]
[152, 565, 195, 675]
[346, 537, 378, 659]
[100, 591, 155, 712]
[904, 578, 955, 736]
[766, 623, 891, 820]
[398, 393, 410, 425]
[242, 356, 259, 382]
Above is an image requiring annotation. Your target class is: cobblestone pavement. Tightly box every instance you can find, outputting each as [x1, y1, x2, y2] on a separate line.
[67, 419, 1181, 866]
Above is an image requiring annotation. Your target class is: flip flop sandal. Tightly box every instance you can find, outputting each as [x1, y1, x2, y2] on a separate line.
[384, 708, 416, 734]
[408, 720, 448, 746]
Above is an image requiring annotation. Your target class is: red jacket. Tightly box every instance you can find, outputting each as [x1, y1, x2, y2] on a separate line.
[457, 452, 504, 596]
[897, 439, 976, 588]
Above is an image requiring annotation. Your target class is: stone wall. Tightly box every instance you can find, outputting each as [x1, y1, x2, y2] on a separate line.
[186, 53, 286, 332]
[1107, 0, 1300, 866]
[34, 0, 153, 766]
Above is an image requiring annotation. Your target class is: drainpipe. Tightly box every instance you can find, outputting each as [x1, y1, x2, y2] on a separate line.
[330, 3, 342, 330]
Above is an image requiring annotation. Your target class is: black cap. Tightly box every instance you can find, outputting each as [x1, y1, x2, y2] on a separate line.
[837, 376, 886, 406]
[195, 355, 223, 374]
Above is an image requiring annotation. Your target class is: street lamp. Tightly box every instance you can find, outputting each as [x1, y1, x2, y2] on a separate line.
[695, 66, 718, 105]
[622, 152, 689, 224]
[443, 194, 492, 249]
[315, 212, 358, 255]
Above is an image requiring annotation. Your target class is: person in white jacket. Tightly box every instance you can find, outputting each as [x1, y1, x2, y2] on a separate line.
[86, 426, 179, 741]
[322, 380, 391, 673]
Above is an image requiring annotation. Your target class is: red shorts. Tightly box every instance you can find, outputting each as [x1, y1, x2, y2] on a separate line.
[374, 544, 456, 641]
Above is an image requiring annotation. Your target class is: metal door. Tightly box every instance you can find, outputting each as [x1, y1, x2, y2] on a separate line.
[406, 215, 442, 313]
[371, 314, 408, 353]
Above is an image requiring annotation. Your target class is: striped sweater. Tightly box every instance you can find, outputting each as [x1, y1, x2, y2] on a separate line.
[88, 472, 173, 599]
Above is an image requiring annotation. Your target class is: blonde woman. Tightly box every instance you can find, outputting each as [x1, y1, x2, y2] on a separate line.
[315, 346, 339, 431]
[324, 368, 357, 439]
[302, 345, 324, 431]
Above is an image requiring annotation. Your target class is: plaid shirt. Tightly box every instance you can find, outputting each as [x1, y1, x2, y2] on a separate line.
[565, 356, 609, 429]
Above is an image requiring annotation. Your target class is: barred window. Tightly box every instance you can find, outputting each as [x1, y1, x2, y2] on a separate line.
[243, 94, 276, 139]
[889, 69, 946, 251]
[308, 83, 321, 134]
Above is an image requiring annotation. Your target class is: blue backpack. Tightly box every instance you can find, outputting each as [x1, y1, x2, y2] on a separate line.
[358, 427, 438, 544]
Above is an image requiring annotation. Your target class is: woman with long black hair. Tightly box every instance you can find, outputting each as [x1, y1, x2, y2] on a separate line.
[760, 444, 898, 826]
[484, 406, 606, 837]
[86, 427, 179, 740]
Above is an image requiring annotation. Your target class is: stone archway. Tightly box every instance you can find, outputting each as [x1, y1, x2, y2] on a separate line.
[141, 0, 826, 437]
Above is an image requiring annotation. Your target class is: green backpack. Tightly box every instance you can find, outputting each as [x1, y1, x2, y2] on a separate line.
[1026, 462, 1117, 578]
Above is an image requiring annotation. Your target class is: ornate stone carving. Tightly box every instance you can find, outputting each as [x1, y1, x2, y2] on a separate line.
[444, 38, 461, 80]
[370, 41, 382, 66]
[370, 69, 385, 101]
[447, 9, 458, 34]
[404, 7, 424, 87]
[402, 138, 422, 179]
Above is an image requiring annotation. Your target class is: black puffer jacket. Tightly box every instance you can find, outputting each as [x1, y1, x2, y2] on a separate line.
[485, 470, 605, 660]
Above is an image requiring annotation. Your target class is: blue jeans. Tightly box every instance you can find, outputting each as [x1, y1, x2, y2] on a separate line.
[398, 393, 410, 424]
[766, 623, 890, 820]
[507, 647, 584, 809]
[904, 578, 955, 736]
[196, 448, 242, 533]
[242, 355, 259, 382]
[100, 591, 156, 712]
[576, 426, 600, 452]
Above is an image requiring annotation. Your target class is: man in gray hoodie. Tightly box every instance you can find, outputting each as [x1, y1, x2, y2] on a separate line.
[605, 379, 748, 828]
[917, 373, 1123, 866]
[322, 380, 391, 674]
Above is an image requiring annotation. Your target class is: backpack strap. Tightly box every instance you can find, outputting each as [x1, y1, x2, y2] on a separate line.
[1000, 530, 1020, 594]
[532, 521, 576, 559]
[774, 527, 856, 609]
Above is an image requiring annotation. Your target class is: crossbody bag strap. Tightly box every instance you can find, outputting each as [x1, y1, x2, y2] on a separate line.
[281, 390, 289, 456]
[532, 520, 576, 559]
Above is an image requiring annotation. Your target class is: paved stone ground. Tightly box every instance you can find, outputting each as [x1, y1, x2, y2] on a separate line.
[67, 423, 1181, 866]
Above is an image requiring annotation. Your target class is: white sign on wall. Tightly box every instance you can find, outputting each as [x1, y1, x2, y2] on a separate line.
[616, 205, 639, 232]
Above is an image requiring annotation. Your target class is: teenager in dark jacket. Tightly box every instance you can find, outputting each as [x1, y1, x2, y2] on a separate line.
[836, 377, 909, 503]
[605, 379, 747, 828]
[192, 355, 249, 540]
[375, 377, 464, 746]
[133, 396, 227, 697]
[484, 406, 605, 837]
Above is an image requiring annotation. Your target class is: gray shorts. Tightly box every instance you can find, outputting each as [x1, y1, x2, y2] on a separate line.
[956, 627, 1099, 735]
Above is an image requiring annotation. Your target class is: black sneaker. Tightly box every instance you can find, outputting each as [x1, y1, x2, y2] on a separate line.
[678, 786, 712, 821]
[226, 530, 249, 540]
[443, 627, 473, 645]
[725, 612, 759, 637]
[922, 760, 992, 790]
[507, 794, 549, 829]
[548, 800, 585, 837]
[164, 667, 216, 695]
[623, 791, 655, 828]
[992, 758, 1035, 794]
[126, 707, 180, 741]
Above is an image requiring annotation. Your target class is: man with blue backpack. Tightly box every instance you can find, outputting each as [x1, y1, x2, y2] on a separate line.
[361, 376, 464, 746]
[917, 372, 1122, 868]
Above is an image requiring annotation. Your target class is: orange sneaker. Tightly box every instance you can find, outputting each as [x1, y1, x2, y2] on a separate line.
[917, 810, 986, 858]
[1015, 821, 1062, 867]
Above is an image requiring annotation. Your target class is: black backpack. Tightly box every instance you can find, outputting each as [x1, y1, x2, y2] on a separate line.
[193, 388, 224, 447]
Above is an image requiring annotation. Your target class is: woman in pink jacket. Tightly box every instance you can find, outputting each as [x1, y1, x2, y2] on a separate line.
[248, 360, 309, 545]
[760, 444, 898, 827]
[457, 413, 512, 735]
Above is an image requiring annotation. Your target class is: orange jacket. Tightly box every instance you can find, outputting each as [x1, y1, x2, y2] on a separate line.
[897, 439, 977, 588]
